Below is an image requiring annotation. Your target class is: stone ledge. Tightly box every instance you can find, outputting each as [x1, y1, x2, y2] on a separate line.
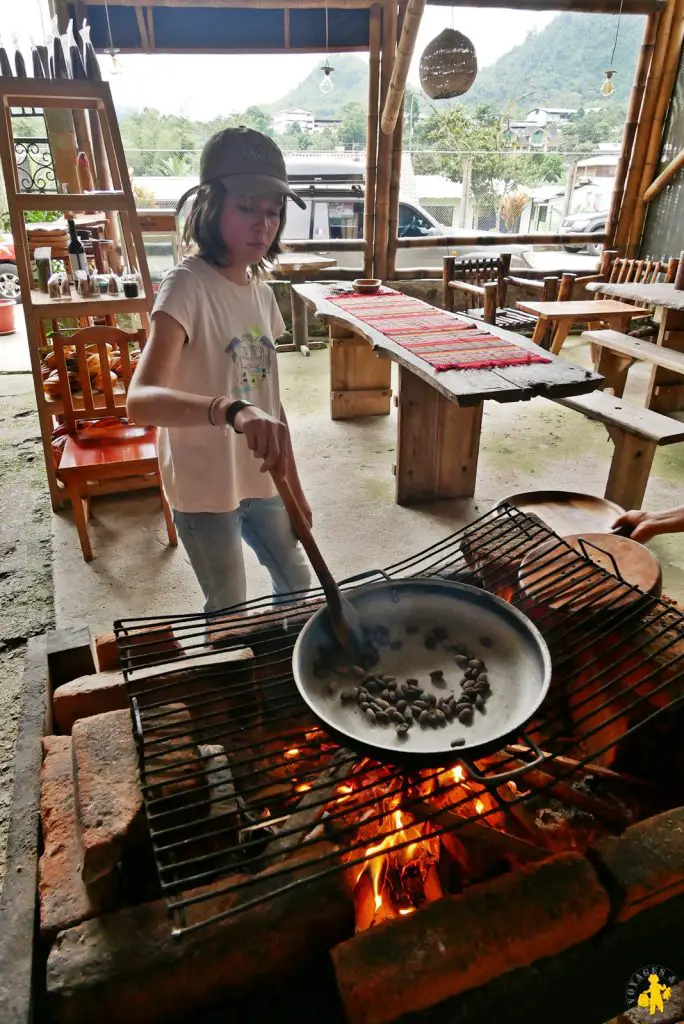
[332, 852, 610, 1024]
[591, 805, 684, 923]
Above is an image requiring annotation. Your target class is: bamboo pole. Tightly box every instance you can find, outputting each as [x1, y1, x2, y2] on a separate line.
[364, 5, 382, 278]
[395, 230, 609, 247]
[613, 0, 676, 252]
[387, 0, 407, 279]
[380, 0, 425, 136]
[605, 10, 658, 248]
[373, 0, 398, 280]
[643, 146, 684, 201]
[55, 0, 665, 11]
[627, 0, 684, 254]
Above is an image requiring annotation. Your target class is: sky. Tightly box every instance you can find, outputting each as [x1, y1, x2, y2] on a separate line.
[3, 0, 555, 120]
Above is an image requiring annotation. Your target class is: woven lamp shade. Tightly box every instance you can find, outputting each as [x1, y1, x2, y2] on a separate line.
[419, 28, 478, 100]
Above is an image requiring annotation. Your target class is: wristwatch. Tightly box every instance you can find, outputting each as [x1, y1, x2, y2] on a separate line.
[225, 399, 253, 431]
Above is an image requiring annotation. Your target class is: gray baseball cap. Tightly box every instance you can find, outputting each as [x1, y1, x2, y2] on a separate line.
[177, 126, 306, 211]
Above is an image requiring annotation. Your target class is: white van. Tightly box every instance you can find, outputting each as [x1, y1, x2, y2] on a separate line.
[284, 157, 533, 271]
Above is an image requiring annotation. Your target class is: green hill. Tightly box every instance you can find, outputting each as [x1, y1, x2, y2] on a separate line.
[266, 54, 368, 118]
[457, 12, 644, 113]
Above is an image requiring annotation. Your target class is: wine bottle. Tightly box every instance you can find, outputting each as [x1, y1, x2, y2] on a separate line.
[67, 219, 88, 276]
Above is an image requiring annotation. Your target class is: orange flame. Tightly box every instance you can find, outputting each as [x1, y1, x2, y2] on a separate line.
[284, 747, 300, 760]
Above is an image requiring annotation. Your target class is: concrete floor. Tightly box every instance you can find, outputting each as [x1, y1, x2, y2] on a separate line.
[51, 334, 684, 638]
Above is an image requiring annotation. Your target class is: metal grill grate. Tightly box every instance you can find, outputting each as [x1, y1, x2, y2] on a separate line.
[115, 505, 684, 936]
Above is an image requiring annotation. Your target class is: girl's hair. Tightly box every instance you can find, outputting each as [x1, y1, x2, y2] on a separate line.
[181, 181, 286, 275]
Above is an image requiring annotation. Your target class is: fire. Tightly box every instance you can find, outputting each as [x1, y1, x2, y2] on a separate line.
[284, 747, 300, 760]
[294, 782, 312, 793]
[475, 799, 485, 814]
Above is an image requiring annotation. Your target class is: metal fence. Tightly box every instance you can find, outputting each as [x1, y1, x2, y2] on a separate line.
[125, 147, 612, 235]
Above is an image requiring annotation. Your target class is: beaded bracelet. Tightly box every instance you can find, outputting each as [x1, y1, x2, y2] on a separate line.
[207, 396, 223, 427]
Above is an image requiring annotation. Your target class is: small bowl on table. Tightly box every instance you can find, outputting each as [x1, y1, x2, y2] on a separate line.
[352, 278, 382, 295]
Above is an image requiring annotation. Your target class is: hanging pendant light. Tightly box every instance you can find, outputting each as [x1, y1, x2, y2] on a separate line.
[103, 0, 122, 76]
[319, 0, 334, 94]
[419, 28, 477, 100]
[600, 0, 623, 97]
[600, 69, 616, 97]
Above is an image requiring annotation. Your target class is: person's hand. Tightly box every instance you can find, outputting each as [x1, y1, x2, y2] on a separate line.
[611, 509, 684, 544]
[233, 405, 289, 477]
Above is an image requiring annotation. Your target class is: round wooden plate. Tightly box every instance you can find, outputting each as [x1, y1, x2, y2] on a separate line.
[498, 490, 625, 537]
[518, 532, 662, 613]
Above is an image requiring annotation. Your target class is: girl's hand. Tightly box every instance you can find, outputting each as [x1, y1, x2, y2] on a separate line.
[233, 405, 289, 477]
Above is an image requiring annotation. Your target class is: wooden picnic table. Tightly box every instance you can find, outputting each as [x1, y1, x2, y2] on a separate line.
[295, 282, 603, 506]
[587, 280, 684, 414]
[514, 299, 650, 357]
[273, 253, 337, 356]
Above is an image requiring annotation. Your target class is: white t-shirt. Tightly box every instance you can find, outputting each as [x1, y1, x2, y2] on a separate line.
[151, 255, 286, 513]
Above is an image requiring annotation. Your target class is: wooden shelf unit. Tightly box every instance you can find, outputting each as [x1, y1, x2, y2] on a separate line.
[0, 77, 155, 510]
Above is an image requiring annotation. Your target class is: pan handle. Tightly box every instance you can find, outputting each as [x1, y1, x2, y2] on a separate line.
[338, 568, 393, 588]
[463, 735, 548, 784]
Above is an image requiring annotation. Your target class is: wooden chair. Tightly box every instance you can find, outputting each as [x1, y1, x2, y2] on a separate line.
[577, 249, 678, 338]
[53, 325, 177, 562]
[442, 253, 560, 334]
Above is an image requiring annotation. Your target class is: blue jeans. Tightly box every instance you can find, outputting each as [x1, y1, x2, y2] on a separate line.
[173, 496, 311, 614]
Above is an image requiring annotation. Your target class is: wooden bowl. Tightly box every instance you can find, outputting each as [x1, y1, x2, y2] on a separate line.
[498, 490, 625, 537]
[352, 278, 381, 295]
[518, 532, 662, 615]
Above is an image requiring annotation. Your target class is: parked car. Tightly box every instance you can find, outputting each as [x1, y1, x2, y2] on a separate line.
[0, 235, 20, 302]
[559, 211, 606, 256]
[284, 158, 533, 271]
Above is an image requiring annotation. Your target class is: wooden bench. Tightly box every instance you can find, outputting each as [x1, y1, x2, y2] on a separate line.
[583, 328, 684, 400]
[552, 389, 684, 509]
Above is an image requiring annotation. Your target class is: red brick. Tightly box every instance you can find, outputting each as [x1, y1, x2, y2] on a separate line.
[94, 627, 182, 672]
[332, 853, 610, 1024]
[39, 736, 118, 938]
[53, 671, 126, 734]
[591, 805, 684, 922]
[47, 843, 354, 1024]
[71, 710, 147, 884]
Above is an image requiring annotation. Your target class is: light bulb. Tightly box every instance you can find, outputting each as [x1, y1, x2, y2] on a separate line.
[600, 70, 615, 97]
[105, 48, 122, 76]
[319, 61, 334, 95]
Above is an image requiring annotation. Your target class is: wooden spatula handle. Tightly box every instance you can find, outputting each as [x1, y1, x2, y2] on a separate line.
[271, 474, 343, 619]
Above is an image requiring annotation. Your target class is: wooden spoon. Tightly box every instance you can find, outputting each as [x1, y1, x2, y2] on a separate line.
[271, 473, 368, 659]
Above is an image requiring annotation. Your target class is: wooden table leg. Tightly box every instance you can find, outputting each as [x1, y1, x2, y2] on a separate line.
[531, 316, 548, 347]
[329, 325, 392, 420]
[646, 309, 684, 413]
[289, 272, 310, 356]
[550, 320, 572, 356]
[395, 365, 483, 505]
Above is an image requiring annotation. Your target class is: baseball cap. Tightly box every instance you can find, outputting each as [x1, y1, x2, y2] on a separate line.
[176, 126, 306, 212]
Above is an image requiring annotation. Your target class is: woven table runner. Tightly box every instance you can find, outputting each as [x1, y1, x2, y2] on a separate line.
[327, 289, 551, 371]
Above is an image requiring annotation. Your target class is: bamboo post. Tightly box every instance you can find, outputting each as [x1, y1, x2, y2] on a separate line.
[387, 0, 407, 280]
[380, 0, 425, 136]
[612, 1, 675, 252]
[606, 10, 659, 249]
[627, 0, 684, 254]
[373, 0, 398, 281]
[364, 5, 382, 278]
[642, 146, 684, 201]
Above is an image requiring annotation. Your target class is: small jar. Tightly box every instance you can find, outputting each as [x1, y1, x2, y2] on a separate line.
[122, 271, 139, 298]
[47, 273, 62, 300]
[107, 273, 120, 296]
[60, 273, 71, 299]
[89, 271, 100, 297]
[76, 271, 90, 298]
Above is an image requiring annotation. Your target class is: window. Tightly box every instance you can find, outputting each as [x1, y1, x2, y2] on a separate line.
[398, 204, 436, 237]
[310, 200, 364, 239]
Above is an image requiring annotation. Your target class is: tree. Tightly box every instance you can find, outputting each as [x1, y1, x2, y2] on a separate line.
[338, 102, 366, 149]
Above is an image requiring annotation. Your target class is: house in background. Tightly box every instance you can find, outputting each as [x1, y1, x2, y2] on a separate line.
[414, 174, 465, 228]
[526, 107, 577, 127]
[312, 117, 342, 134]
[273, 107, 315, 134]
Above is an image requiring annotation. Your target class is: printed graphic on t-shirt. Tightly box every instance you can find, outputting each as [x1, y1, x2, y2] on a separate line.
[225, 328, 276, 392]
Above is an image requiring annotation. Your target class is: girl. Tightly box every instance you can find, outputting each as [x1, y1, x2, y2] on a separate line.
[127, 126, 312, 613]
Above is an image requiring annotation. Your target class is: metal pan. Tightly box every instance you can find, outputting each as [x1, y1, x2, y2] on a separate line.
[292, 574, 552, 775]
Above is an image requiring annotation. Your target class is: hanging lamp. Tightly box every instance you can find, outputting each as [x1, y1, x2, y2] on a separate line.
[419, 28, 477, 100]
[319, 0, 334, 94]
